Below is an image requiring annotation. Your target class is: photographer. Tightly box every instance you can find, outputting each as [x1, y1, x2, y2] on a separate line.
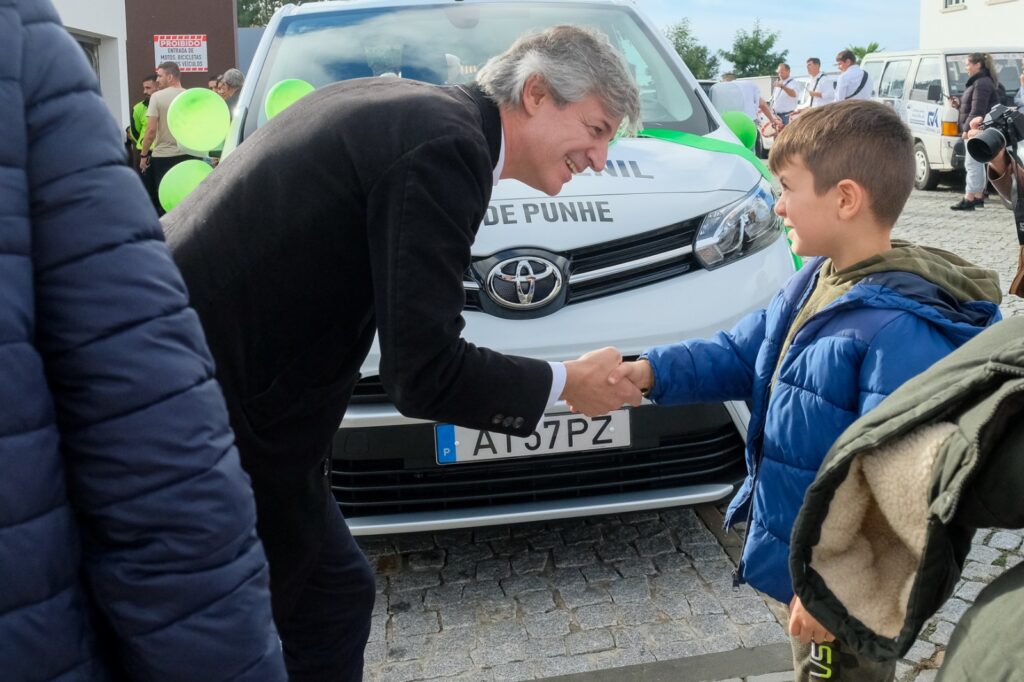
[966, 107, 1024, 296]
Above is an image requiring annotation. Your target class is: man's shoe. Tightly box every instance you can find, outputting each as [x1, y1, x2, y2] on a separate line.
[971, 197, 985, 208]
[950, 198, 976, 211]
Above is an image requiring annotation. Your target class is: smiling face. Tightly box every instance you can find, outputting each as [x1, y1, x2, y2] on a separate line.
[773, 156, 842, 257]
[512, 77, 620, 196]
[965, 57, 981, 76]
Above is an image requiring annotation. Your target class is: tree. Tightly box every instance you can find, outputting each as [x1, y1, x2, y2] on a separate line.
[718, 20, 788, 78]
[237, 0, 303, 27]
[847, 42, 884, 63]
[666, 19, 720, 80]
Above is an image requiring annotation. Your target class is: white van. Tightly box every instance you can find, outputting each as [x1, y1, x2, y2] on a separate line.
[861, 48, 1024, 190]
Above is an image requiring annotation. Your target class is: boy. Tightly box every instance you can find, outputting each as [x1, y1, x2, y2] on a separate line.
[609, 100, 1001, 680]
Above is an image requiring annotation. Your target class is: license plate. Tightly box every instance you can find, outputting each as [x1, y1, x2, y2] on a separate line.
[435, 410, 631, 464]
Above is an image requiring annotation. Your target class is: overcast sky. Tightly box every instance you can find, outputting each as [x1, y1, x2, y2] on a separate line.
[630, 0, 920, 76]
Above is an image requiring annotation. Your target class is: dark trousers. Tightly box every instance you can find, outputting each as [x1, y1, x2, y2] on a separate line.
[278, 486, 376, 682]
[148, 154, 190, 216]
[776, 111, 793, 126]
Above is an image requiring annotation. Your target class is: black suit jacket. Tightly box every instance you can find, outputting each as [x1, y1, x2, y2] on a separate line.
[163, 79, 551, 612]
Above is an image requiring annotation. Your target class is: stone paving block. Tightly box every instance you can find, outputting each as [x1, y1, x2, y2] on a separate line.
[1007, 554, 1023, 568]
[660, 508, 703, 528]
[510, 522, 548, 538]
[490, 660, 534, 682]
[635, 519, 667, 538]
[913, 669, 939, 682]
[489, 537, 530, 557]
[566, 628, 616, 655]
[987, 531, 1022, 551]
[476, 558, 512, 581]
[515, 588, 556, 615]
[375, 660, 424, 682]
[395, 534, 436, 554]
[479, 598, 517, 622]
[369, 614, 387, 642]
[531, 636, 567, 658]
[372, 592, 388, 616]
[440, 559, 477, 585]
[582, 563, 621, 583]
[563, 524, 603, 545]
[686, 590, 726, 615]
[419, 655, 475, 680]
[475, 621, 527, 647]
[616, 601, 665, 626]
[530, 655, 590, 678]
[895, 661, 913, 681]
[549, 567, 586, 587]
[738, 622, 789, 647]
[619, 510, 660, 524]
[953, 580, 986, 602]
[687, 614, 741, 640]
[474, 526, 511, 542]
[721, 596, 776, 624]
[390, 571, 441, 594]
[903, 639, 937, 664]
[609, 575, 651, 603]
[392, 612, 441, 638]
[424, 584, 464, 609]
[748, 672, 795, 682]
[447, 544, 494, 564]
[936, 597, 971, 623]
[650, 638, 706, 661]
[462, 579, 506, 603]
[574, 602, 618, 630]
[523, 610, 571, 638]
[678, 525, 718, 545]
[358, 537, 396, 558]
[645, 620, 697, 644]
[654, 592, 692, 619]
[500, 574, 549, 597]
[364, 638, 387, 666]
[510, 550, 549, 575]
[694, 559, 736, 583]
[612, 625, 650, 651]
[652, 552, 693, 573]
[614, 556, 657, 578]
[701, 632, 744, 654]
[636, 530, 676, 557]
[924, 618, 956, 646]
[440, 605, 477, 629]
[604, 524, 640, 543]
[651, 568, 703, 594]
[558, 582, 611, 609]
[408, 549, 446, 571]
[433, 529, 473, 548]
[528, 530, 564, 550]
[589, 646, 658, 669]
[470, 640, 528, 667]
[708, 579, 758, 598]
[965, 543, 1002, 564]
[553, 544, 598, 568]
[683, 543, 732, 561]
[595, 541, 639, 562]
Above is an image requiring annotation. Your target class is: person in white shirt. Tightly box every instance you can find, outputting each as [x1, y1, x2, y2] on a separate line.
[834, 49, 873, 101]
[800, 58, 835, 109]
[721, 72, 780, 157]
[770, 63, 803, 125]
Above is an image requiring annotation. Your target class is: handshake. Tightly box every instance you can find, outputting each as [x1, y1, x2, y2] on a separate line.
[559, 347, 655, 416]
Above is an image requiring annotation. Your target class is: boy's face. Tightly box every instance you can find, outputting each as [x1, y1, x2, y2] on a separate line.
[773, 156, 842, 257]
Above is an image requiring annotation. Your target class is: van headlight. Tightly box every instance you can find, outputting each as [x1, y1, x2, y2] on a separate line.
[693, 178, 781, 269]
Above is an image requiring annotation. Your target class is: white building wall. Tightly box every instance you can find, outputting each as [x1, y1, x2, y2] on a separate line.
[52, 0, 129, 129]
[920, 0, 1024, 48]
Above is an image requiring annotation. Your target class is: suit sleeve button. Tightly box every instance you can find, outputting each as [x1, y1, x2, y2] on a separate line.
[492, 414, 504, 425]
[513, 417, 524, 429]
[502, 416, 514, 428]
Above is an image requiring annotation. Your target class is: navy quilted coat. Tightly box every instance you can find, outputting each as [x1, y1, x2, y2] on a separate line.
[0, 1, 286, 679]
[643, 256, 1000, 604]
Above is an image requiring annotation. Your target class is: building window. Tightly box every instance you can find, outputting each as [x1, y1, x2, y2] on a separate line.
[72, 33, 101, 77]
[943, 0, 965, 7]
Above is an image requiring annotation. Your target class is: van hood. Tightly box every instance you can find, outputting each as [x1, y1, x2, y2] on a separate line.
[474, 132, 765, 254]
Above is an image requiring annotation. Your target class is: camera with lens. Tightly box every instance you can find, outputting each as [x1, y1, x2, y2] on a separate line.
[966, 104, 1024, 163]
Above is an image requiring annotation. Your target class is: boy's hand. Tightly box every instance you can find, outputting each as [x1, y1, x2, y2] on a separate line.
[607, 359, 654, 397]
[789, 595, 835, 645]
[561, 347, 643, 416]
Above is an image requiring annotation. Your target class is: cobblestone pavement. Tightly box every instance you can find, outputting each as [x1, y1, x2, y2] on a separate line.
[356, 186, 1024, 682]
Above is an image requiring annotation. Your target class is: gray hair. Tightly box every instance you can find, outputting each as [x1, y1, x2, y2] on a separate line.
[475, 25, 641, 136]
[221, 68, 245, 89]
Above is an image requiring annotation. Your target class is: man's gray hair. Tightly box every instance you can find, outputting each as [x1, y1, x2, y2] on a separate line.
[475, 25, 641, 135]
[221, 68, 245, 89]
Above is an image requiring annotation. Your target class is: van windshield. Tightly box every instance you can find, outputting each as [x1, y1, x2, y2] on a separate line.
[241, 2, 710, 141]
[946, 52, 1024, 97]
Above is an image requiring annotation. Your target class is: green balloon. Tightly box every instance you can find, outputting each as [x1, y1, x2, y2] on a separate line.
[265, 79, 315, 120]
[721, 110, 758, 151]
[167, 88, 231, 153]
[158, 159, 213, 213]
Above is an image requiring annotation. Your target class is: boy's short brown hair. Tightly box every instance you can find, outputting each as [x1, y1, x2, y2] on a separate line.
[768, 100, 915, 226]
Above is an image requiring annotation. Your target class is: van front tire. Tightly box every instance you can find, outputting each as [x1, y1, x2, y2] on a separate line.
[914, 142, 939, 191]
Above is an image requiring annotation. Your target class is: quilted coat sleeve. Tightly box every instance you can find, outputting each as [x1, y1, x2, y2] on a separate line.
[643, 308, 767, 405]
[21, 4, 285, 680]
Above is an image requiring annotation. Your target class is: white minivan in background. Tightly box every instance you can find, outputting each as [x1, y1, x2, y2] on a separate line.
[861, 48, 1023, 190]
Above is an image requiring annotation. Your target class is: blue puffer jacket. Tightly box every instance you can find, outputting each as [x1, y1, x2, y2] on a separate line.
[644, 255, 1001, 604]
[0, 1, 286, 680]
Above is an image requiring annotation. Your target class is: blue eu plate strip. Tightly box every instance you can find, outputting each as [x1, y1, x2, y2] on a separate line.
[435, 424, 456, 464]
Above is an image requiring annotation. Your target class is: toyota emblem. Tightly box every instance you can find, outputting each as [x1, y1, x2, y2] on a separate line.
[485, 257, 563, 310]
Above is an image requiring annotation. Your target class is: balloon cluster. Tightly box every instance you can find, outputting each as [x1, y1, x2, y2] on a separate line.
[159, 79, 316, 212]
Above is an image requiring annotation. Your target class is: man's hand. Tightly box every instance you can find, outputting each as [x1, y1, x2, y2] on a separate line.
[139, 155, 150, 172]
[789, 595, 835, 645]
[607, 359, 654, 396]
[561, 347, 642, 416]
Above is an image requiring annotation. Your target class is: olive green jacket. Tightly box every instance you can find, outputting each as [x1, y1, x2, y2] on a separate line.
[791, 316, 1024, 673]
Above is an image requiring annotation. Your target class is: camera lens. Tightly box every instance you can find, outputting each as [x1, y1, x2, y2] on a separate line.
[966, 128, 1007, 164]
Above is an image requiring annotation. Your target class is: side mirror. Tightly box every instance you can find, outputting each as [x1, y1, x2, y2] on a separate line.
[927, 83, 942, 102]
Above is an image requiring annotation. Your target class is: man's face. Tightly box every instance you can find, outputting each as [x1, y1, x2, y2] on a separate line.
[777, 65, 790, 80]
[515, 87, 620, 197]
[773, 156, 842, 258]
[836, 57, 851, 73]
[155, 68, 172, 89]
[142, 80, 157, 97]
[807, 61, 820, 76]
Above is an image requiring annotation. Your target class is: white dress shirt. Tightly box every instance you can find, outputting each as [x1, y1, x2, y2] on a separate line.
[802, 72, 836, 108]
[835, 64, 873, 101]
[771, 77, 803, 114]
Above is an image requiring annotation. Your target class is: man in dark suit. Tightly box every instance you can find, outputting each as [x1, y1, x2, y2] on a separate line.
[163, 25, 642, 682]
